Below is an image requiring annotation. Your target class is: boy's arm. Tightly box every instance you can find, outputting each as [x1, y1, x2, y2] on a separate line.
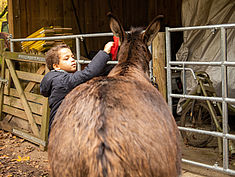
[67, 50, 110, 89]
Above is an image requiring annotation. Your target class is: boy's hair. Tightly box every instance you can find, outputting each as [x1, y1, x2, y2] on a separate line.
[45, 44, 70, 70]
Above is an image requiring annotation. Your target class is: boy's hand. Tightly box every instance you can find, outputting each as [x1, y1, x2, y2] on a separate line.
[103, 42, 114, 54]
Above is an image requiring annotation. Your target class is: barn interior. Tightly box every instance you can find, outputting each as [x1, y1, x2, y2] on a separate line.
[1, 0, 235, 176]
[7, 0, 183, 58]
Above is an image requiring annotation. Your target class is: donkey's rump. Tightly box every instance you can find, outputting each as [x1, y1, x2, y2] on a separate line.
[49, 76, 180, 177]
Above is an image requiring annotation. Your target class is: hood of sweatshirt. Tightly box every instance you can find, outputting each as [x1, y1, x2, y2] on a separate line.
[40, 71, 61, 97]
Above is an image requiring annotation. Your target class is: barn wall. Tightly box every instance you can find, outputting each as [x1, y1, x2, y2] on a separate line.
[8, 0, 182, 57]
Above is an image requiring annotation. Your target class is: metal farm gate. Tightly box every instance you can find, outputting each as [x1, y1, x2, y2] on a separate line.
[166, 24, 235, 175]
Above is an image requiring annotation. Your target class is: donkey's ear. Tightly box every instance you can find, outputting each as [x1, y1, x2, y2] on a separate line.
[107, 12, 125, 44]
[142, 15, 164, 46]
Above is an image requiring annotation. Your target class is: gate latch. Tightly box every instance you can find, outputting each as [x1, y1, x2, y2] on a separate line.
[0, 77, 8, 88]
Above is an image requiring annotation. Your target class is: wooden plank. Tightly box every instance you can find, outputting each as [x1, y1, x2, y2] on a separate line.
[2, 115, 29, 132]
[4, 88, 45, 104]
[40, 97, 49, 150]
[63, 0, 72, 29]
[6, 69, 44, 83]
[3, 95, 43, 115]
[5, 58, 40, 137]
[40, 0, 49, 29]
[7, 0, 14, 37]
[0, 115, 14, 132]
[13, 128, 46, 147]
[24, 65, 45, 92]
[4, 52, 46, 64]
[4, 67, 11, 95]
[0, 40, 6, 120]
[16, 70, 44, 83]
[2, 105, 41, 125]
[14, 0, 21, 40]
[40, 67, 50, 149]
[152, 32, 166, 100]
[7, 88, 44, 103]
[19, 0, 28, 37]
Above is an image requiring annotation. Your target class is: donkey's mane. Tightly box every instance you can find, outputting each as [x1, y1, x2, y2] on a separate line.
[127, 27, 144, 40]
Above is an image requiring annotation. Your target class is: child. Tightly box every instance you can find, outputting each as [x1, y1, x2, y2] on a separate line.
[40, 42, 114, 136]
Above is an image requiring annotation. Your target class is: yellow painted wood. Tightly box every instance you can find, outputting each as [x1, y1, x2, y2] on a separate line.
[5, 58, 40, 137]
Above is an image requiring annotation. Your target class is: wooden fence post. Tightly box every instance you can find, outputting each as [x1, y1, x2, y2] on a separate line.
[40, 67, 50, 150]
[152, 32, 166, 100]
[0, 39, 5, 120]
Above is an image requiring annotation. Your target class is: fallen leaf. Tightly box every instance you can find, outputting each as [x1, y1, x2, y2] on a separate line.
[0, 155, 9, 159]
[13, 155, 30, 162]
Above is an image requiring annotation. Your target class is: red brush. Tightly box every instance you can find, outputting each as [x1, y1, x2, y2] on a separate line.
[110, 36, 119, 61]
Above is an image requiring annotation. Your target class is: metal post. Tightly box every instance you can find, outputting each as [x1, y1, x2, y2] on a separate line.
[182, 63, 186, 95]
[221, 27, 229, 170]
[149, 45, 153, 83]
[76, 37, 81, 71]
[9, 34, 14, 52]
[165, 27, 173, 112]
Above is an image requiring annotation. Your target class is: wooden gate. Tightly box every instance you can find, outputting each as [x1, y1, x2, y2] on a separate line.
[0, 41, 49, 150]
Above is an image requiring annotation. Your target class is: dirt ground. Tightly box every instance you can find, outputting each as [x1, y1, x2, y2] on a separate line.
[0, 129, 234, 177]
[0, 130, 48, 176]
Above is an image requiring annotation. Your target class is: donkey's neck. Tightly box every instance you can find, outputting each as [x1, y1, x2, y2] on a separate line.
[108, 60, 150, 82]
[108, 28, 151, 81]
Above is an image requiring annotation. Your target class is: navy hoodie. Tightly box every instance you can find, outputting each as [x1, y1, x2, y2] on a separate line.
[40, 50, 111, 135]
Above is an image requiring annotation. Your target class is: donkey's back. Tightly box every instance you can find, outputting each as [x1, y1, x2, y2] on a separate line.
[49, 76, 181, 177]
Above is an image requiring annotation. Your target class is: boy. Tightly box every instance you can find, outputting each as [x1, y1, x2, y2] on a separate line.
[40, 42, 114, 136]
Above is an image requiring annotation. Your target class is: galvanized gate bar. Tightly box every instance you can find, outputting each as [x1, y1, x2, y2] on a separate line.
[170, 93, 235, 103]
[75, 37, 81, 71]
[10, 32, 114, 42]
[221, 27, 229, 170]
[167, 23, 235, 32]
[178, 126, 235, 141]
[166, 27, 173, 113]
[166, 24, 235, 175]
[169, 61, 235, 66]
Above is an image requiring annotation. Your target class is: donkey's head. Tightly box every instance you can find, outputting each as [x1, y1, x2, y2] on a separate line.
[107, 13, 163, 74]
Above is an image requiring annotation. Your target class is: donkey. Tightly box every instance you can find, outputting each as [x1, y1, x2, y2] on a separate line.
[48, 13, 181, 177]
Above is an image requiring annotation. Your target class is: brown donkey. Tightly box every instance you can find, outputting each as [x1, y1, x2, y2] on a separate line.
[48, 13, 181, 177]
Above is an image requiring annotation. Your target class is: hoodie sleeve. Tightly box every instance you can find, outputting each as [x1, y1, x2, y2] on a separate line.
[66, 50, 110, 89]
